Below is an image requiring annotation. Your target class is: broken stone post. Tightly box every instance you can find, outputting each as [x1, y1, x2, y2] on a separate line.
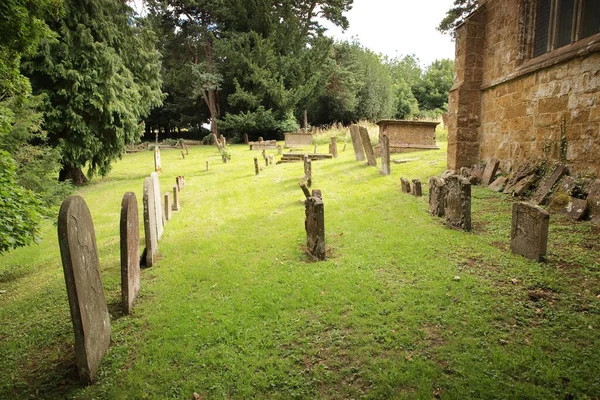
[412, 179, 422, 197]
[305, 194, 326, 260]
[304, 158, 312, 187]
[164, 192, 172, 221]
[254, 157, 259, 175]
[120, 192, 140, 315]
[172, 185, 180, 211]
[181, 150, 185, 159]
[428, 177, 446, 217]
[143, 178, 159, 267]
[481, 159, 499, 186]
[299, 180, 311, 199]
[511, 202, 550, 262]
[244, 133, 249, 144]
[444, 175, 472, 232]
[150, 172, 164, 239]
[358, 126, 377, 167]
[400, 177, 411, 193]
[349, 124, 365, 161]
[58, 195, 111, 384]
[330, 137, 338, 158]
[381, 135, 390, 175]
[154, 146, 162, 174]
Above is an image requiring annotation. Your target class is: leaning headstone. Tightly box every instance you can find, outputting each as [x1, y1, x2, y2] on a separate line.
[305, 194, 325, 260]
[412, 179, 422, 197]
[143, 178, 159, 267]
[429, 177, 446, 217]
[172, 185, 180, 211]
[587, 179, 600, 223]
[254, 158, 259, 175]
[358, 126, 377, 167]
[154, 147, 162, 174]
[120, 192, 140, 315]
[511, 202, 549, 262]
[532, 164, 568, 205]
[481, 159, 499, 186]
[164, 192, 172, 221]
[400, 177, 411, 193]
[304, 158, 312, 187]
[381, 135, 390, 176]
[330, 137, 338, 158]
[510, 174, 537, 196]
[58, 196, 111, 383]
[444, 175, 472, 231]
[489, 176, 507, 192]
[556, 197, 589, 220]
[150, 172, 164, 239]
[349, 124, 365, 161]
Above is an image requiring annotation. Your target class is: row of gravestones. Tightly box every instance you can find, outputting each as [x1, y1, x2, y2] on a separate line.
[57, 173, 185, 383]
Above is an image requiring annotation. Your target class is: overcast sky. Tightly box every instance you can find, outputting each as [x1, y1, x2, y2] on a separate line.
[320, 0, 456, 67]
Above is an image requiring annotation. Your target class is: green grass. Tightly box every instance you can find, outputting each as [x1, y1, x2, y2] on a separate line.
[1, 139, 599, 399]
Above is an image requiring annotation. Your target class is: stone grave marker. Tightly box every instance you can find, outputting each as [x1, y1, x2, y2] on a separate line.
[412, 179, 422, 197]
[489, 176, 507, 192]
[58, 195, 111, 383]
[172, 185, 180, 211]
[510, 174, 537, 196]
[185, 145, 189, 155]
[330, 137, 338, 158]
[143, 178, 159, 267]
[359, 126, 377, 167]
[206, 160, 209, 171]
[304, 158, 312, 187]
[444, 175, 472, 231]
[481, 159, 499, 185]
[429, 177, 446, 217]
[400, 177, 411, 193]
[277, 145, 282, 155]
[269, 154, 274, 165]
[154, 146, 162, 174]
[314, 144, 318, 154]
[299, 180, 311, 199]
[176, 176, 182, 191]
[349, 124, 365, 161]
[164, 192, 172, 221]
[150, 172, 164, 239]
[381, 135, 390, 176]
[181, 150, 185, 159]
[557, 197, 589, 220]
[120, 192, 140, 315]
[312, 189, 322, 199]
[254, 158, 259, 175]
[511, 202, 549, 262]
[587, 179, 600, 223]
[244, 133, 249, 144]
[305, 194, 325, 260]
[265, 156, 269, 167]
[532, 164, 567, 205]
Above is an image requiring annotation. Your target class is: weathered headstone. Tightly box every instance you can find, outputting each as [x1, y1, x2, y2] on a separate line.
[150, 172, 164, 239]
[164, 192, 172, 221]
[305, 195, 325, 260]
[244, 133, 249, 144]
[143, 178, 159, 267]
[330, 137, 338, 158]
[181, 151, 185, 159]
[510, 174, 537, 196]
[511, 202, 549, 262]
[481, 159, 499, 186]
[412, 179, 422, 197]
[154, 147, 162, 174]
[381, 135, 390, 176]
[58, 195, 111, 383]
[400, 177, 411, 193]
[359, 126, 377, 167]
[349, 124, 365, 161]
[429, 177, 446, 217]
[444, 175, 472, 231]
[254, 158, 259, 175]
[587, 179, 600, 223]
[120, 192, 140, 315]
[532, 164, 568, 205]
[489, 176, 507, 192]
[277, 145, 282, 155]
[172, 185, 180, 211]
[304, 158, 312, 187]
[557, 197, 589, 220]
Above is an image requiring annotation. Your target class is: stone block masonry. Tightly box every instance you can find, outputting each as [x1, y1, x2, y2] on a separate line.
[58, 196, 111, 383]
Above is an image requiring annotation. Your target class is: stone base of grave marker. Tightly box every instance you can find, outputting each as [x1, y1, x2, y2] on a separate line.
[444, 175, 472, 231]
[305, 195, 325, 260]
[429, 177, 446, 217]
[511, 202, 549, 262]
[120, 192, 140, 315]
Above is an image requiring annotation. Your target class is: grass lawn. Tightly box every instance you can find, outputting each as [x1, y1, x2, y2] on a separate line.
[1, 138, 599, 399]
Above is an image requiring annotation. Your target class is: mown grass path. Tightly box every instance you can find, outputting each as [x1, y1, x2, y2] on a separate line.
[1, 142, 599, 399]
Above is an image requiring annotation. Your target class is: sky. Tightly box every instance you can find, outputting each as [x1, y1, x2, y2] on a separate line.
[320, 0, 457, 67]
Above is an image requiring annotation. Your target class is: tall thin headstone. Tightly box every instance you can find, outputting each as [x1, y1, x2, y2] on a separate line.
[164, 192, 172, 221]
[305, 194, 325, 260]
[330, 137, 338, 158]
[154, 147, 162, 174]
[254, 158, 259, 175]
[277, 145, 282, 155]
[244, 133, 249, 144]
[172, 185, 180, 211]
[58, 196, 111, 383]
[185, 145, 189, 155]
[349, 125, 365, 161]
[429, 177, 446, 217]
[120, 192, 140, 315]
[444, 175, 472, 231]
[381, 135, 390, 175]
[511, 202, 550, 262]
[304, 158, 312, 187]
[412, 179, 422, 196]
[151, 172, 164, 239]
[313, 144, 318, 154]
[143, 178, 159, 267]
[358, 126, 377, 167]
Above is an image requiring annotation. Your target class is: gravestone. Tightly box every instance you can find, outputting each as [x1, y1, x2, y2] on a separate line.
[489, 176, 507, 192]
[305, 195, 325, 260]
[381, 135, 390, 176]
[172, 185, 180, 211]
[349, 124, 366, 161]
[176, 176, 182, 191]
[412, 179, 422, 197]
[587, 179, 600, 223]
[481, 159, 499, 186]
[277, 145, 282, 155]
[254, 158, 259, 175]
[359, 126, 377, 167]
[154, 147, 162, 174]
[58, 195, 111, 383]
[269, 154, 274, 165]
[143, 178, 159, 267]
[444, 175, 472, 231]
[185, 145, 189, 155]
[244, 133, 249, 144]
[265, 156, 269, 167]
[164, 192, 172, 221]
[511, 202, 549, 262]
[330, 137, 338, 158]
[557, 197, 588, 220]
[206, 161, 209, 171]
[429, 177, 446, 217]
[314, 144, 318, 154]
[299, 181, 311, 199]
[532, 164, 568, 205]
[181, 151, 185, 159]
[400, 177, 411, 193]
[150, 172, 164, 239]
[508, 174, 536, 196]
[304, 158, 312, 187]
[120, 192, 140, 315]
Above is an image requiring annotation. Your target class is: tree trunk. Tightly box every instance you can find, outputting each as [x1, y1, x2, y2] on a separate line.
[59, 165, 88, 186]
[303, 109, 308, 130]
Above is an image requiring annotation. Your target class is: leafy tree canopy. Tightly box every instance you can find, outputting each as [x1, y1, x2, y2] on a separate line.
[438, 0, 478, 36]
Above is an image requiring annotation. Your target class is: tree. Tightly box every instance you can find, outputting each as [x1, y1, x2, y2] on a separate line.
[24, 0, 163, 184]
[412, 59, 454, 112]
[438, 0, 478, 36]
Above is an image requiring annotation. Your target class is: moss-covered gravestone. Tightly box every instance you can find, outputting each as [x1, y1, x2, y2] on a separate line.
[58, 196, 111, 383]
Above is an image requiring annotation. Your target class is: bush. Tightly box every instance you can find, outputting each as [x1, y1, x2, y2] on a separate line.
[202, 133, 215, 145]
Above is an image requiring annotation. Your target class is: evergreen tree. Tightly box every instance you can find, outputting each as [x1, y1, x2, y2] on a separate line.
[438, 0, 478, 36]
[412, 59, 454, 112]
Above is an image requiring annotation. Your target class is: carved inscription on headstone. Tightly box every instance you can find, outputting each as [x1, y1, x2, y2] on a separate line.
[511, 202, 549, 262]
[444, 175, 472, 231]
[58, 196, 111, 383]
[143, 177, 158, 267]
[120, 192, 140, 315]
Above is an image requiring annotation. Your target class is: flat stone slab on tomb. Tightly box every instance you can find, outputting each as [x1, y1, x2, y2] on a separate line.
[58, 196, 111, 383]
[531, 164, 568, 205]
[374, 120, 440, 154]
[249, 140, 278, 150]
[120, 192, 140, 315]
[511, 202, 549, 262]
[285, 132, 313, 148]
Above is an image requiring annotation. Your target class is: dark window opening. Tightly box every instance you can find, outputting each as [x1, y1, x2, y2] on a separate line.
[580, 0, 600, 38]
